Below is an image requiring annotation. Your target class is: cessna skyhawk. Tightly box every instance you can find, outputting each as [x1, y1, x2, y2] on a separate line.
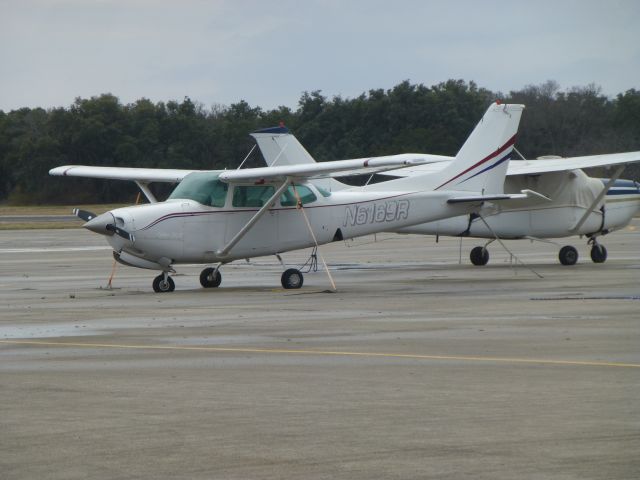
[50, 102, 530, 291]
[252, 119, 640, 266]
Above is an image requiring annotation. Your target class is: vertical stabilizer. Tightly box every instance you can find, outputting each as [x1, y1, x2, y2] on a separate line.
[433, 102, 524, 193]
[250, 127, 316, 167]
[251, 126, 347, 191]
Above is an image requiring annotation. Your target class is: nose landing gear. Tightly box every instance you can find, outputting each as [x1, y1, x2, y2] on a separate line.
[588, 239, 608, 263]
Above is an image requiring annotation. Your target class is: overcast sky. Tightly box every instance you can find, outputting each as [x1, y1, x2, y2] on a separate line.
[1, 0, 638, 111]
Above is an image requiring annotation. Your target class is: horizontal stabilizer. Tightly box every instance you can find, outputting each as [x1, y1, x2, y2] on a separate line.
[447, 189, 550, 204]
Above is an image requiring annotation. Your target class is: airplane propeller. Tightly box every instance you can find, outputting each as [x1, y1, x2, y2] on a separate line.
[82, 211, 135, 242]
[72, 208, 97, 222]
[105, 223, 135, 241]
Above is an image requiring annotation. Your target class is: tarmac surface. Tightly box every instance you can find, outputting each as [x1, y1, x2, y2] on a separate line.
[1, 221, 639, 479]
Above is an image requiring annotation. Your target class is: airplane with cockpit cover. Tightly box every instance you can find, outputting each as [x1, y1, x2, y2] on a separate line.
[50, 102, 530, 292]
[252, 121, 640, 267]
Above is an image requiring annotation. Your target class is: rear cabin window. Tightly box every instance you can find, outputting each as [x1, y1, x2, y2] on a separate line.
[315, 185, 332, 198]
[168, 172, 228, 207]
[280, 185, 318, 206]
[232, 185, 276, 207]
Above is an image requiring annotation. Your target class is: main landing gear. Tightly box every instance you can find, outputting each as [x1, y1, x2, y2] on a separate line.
[151, 259, 305, 292]
[281, 268, 304, 289]
[558, 245, 578, 265]
[558, 238, 608, 266]
[467, 238, 609, 267]
[469, 245, 490, 266]
[277, 254, 304, 289]
[199, 266, 222, 288]
[152, 272, 175, 292]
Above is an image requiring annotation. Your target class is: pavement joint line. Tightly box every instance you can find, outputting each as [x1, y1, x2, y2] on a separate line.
[1, 339, 639, 369]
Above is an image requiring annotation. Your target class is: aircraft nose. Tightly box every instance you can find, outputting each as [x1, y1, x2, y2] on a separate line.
[83, 212, 116, 236]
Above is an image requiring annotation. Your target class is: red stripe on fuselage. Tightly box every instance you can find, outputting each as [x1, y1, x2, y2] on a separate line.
[435, 134, 517, 190]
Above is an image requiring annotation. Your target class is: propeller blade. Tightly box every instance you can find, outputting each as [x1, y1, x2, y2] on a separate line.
[105, 224, 135, 242]
[73, 208, 98, 222]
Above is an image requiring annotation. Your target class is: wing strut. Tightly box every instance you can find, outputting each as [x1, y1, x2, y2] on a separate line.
[477, 215, 543, 279]
[215, 179, 291, 258]
[135, 181, 158, 203]
[570, 165, 624, 234]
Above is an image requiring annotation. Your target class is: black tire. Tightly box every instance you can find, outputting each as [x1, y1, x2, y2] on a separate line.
[559, 245, 578, 266]
[281, 268, 304, 289]
[153, 274, 175, 292]
[200, 267, 222, 288]
[469, 246, 489, 266]
[590, 244, 607, 263]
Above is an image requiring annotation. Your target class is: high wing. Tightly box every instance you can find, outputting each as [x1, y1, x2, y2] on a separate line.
[218, 156, 431, 183]
[507, 151, 640, 175]
[382, 151, 640, 178]
[49, 165, 196, 183]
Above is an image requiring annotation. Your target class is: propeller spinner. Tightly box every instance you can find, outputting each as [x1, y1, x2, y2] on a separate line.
[82, 211, 135, 241]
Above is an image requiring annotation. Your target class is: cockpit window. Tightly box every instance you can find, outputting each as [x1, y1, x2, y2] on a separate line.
[280, 185, 318, 206]
[168, 172, 228, 207]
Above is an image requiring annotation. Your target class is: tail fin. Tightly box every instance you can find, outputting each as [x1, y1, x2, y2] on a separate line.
[250, 126, 348, 191]
[250, 126, 316, 167]
[432, 102, 524, 193]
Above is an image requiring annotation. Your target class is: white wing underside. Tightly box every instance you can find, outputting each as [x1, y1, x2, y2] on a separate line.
[49, 155, 439, 184]
[217, 156, 432, 183]
[50, 152, 640, 184]
[49, 165, 195, 183]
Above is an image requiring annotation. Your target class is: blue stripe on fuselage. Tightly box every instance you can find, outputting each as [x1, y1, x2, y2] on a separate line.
[600, 178, 640, 196]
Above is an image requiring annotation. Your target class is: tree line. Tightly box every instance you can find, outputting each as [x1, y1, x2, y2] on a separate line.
[0, 79, 638, 205]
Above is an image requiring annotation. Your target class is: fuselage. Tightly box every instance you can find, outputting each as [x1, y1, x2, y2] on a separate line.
[397, 173, 640, 239]
[101, 172, 479, 269]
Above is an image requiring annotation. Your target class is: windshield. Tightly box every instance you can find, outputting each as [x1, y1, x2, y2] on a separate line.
[168, 172, 228, 207]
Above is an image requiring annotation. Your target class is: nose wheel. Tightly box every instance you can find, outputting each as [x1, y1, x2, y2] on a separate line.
[589, 242, 607, 263]
[152, 273, 175, 292]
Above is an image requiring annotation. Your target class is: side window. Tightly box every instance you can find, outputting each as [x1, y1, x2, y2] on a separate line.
[316, 185, 332, 198]
[209, 181, 228, 207]
[280, 185, 317, 207]
[232, 185, 276, 207]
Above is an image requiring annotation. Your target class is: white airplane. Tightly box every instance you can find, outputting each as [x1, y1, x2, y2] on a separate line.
[50, 102, 531, 292]
[252, 123, 640, 267]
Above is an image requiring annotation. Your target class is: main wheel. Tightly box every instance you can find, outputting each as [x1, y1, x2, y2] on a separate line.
[153, 274, 175, 292]
[558, 245, 578, 266]
[200, 267, 222, 288]
[590, 244, 607, 263]
[469, 246, 490, 266]
[281, 268, 304, 289]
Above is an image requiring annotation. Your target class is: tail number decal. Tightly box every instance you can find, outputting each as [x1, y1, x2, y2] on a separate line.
[344, 200, 410, 227]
